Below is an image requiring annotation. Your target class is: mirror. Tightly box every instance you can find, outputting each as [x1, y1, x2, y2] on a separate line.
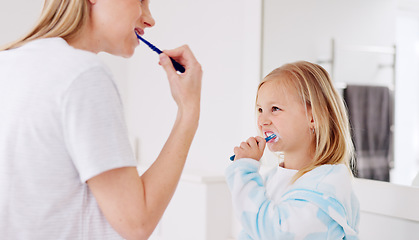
[262, 0, 419, 185]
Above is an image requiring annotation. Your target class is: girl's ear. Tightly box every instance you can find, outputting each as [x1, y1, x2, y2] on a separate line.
[88, 0, 97, 4]
[307, 106, 315, 130]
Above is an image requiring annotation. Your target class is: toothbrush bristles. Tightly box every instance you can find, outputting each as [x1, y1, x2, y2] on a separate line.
[265, 134, 276, 141]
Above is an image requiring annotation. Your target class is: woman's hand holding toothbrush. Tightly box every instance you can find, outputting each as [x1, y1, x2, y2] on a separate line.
[159, 45, 202, 126]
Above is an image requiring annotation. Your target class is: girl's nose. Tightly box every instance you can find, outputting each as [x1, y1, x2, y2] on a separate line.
[258, 114, 271, 126]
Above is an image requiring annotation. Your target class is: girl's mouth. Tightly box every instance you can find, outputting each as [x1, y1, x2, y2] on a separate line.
[264, 131, 278, 143]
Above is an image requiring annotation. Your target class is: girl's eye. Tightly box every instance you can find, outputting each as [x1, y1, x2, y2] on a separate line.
[258, 107, 263, 113]
[272, 106, 281, 112]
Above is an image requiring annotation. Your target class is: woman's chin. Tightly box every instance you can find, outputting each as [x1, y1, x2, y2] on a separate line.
[120, 48, 135, 58]
[109, 44, 136, 58]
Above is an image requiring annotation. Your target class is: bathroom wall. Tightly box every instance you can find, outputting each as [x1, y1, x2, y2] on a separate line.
[0, 1, 43, 45]
[262, 0, 396, 77]
[393, 8, 419, 185]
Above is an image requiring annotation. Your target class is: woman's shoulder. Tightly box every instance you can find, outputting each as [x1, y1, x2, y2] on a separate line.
[27, 38, 111, 82]
[19, 37, 106, 72]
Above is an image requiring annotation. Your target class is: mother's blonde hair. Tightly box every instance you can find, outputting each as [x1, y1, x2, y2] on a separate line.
[259, 61, 354, 181]
[1, 0, 88, 50]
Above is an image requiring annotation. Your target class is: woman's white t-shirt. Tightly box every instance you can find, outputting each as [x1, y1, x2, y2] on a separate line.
[0, 38, 137, 239]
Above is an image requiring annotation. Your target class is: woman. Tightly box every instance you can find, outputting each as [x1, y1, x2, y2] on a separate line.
[0, 0, 202, 239]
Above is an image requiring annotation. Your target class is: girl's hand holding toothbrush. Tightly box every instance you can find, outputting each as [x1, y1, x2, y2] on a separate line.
[233, 136, 266, 161]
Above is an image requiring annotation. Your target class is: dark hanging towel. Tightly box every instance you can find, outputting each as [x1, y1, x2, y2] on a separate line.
[343, 85, 392, 181]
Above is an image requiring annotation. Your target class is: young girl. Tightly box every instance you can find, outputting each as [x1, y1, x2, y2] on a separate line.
[226, 61, 359, 239]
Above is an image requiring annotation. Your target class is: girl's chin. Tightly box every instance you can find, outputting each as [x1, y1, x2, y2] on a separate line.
[267, 145, 280, 152]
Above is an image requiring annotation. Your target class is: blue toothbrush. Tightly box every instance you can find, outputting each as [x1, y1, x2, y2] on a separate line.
[135, 31, 185, 73]
[229, 134, 277, 161]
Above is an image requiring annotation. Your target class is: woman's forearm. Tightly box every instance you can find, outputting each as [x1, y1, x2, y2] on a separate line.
[140, 108, 199, 223]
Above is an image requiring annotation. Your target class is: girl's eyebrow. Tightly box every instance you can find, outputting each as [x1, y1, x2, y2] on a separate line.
[257, 100, 286, 106]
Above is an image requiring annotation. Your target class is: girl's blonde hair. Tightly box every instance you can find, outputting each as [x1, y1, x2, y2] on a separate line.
[1, 0, 88, 51]
[259, 61, 354, 181]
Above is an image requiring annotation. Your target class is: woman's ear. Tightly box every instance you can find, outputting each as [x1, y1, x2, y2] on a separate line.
[88, 0, 97, 4]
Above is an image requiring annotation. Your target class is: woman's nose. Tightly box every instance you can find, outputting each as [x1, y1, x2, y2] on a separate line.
[141, 6, 155, 28]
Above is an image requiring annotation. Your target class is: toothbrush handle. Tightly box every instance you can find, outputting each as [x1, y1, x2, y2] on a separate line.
[136, 33, 185, 73]
[170, 58, 185, 73]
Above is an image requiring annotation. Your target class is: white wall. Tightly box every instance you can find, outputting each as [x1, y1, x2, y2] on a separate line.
[0, 1, 43, 46]
[263, 0, 396, 79]
[393, 9, 419, 185]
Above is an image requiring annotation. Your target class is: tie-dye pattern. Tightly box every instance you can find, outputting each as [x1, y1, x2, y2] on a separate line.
[226, 159, 359, 240]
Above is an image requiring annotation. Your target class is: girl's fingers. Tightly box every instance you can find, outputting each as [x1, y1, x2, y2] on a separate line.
[240, 142, 249, 149]
[255, 136, 266, 151]
[233, 136, 266, 161]
[233, 146, 240, 155]
[246, 137, 258, 149]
